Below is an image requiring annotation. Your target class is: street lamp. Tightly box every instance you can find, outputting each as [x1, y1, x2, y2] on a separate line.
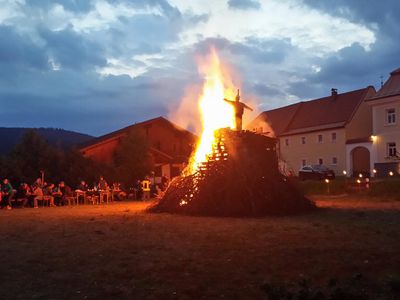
[356, 179, 362, 191]
[325, 178, 330, 194]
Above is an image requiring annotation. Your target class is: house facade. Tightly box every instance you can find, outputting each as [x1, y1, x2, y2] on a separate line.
[367, 68, 400, 176]
[80, 117, 197, 180]
[247, 87, 376, 176]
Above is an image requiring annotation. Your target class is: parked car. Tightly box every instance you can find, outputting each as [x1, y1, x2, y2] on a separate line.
[298, 164, 336, 180]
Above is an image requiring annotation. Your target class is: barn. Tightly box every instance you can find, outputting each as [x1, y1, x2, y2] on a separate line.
[80, 117, 197, 180]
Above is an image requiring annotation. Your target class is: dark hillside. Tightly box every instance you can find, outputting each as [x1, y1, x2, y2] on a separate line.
[0, 128, 93, 154]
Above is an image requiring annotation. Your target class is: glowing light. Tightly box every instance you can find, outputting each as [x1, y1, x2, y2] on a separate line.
[373, 169, 377, 174]
[188, 49, 237, 173]
[342, 170, 347, 175]
[371, 135, 377, 142]
[358, 173, 363, 178]
[389, 171, 394, 176]
[324, 179, 329, 183]
[179, 200, 188, 206]
[356, 179, 361, 184]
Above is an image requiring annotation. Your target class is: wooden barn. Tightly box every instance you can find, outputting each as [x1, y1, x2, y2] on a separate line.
[80, 117, 197, 180]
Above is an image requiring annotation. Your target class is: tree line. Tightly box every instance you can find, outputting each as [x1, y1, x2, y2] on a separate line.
[0, 129, 154, 188]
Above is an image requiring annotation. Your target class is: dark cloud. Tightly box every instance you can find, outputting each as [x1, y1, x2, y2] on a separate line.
[253, 83, 284, 97]
[39, 27, 106, 70]
[298, 0, 400, 94]
[0, 26, 48, 73]
[193, 37, 292, 65]
[228, 0, 261, 10]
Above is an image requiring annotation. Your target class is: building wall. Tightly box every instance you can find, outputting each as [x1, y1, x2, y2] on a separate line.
[279, 128, 346, 175]
[80, 118, 196, 180]
[136, 121, 194, 158]
[346, 87, 375, 140]
[82, 136, 122, 164]
[371, 95, 400, 164]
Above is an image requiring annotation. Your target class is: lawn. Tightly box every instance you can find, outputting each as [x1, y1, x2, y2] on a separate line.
[0, 198, 399, 299]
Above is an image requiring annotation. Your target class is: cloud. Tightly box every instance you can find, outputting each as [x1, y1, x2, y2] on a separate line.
[0, 25, 47, 68]
[228, 0, 261, 10]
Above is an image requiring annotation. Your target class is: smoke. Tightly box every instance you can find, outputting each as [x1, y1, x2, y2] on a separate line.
[168, 83, 203, 135]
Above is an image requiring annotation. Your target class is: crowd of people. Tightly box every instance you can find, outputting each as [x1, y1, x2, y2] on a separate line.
[0, 175, 170, 210]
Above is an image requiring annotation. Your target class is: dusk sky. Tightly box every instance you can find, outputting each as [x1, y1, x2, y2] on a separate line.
[1, 0, 399, 136]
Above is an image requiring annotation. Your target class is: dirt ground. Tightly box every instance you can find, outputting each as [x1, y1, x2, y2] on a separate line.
[0, 197, 399, 299]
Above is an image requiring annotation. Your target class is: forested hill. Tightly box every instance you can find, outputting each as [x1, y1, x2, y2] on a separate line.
[0, 128, 93, 154]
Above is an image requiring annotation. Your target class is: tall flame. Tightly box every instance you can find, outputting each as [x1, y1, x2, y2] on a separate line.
[188, 49, 237, 173]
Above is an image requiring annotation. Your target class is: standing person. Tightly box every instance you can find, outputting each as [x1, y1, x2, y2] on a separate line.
[133, 180, 142, 200]
[1, 178, 14, 210]
[141, 177, 151, 200]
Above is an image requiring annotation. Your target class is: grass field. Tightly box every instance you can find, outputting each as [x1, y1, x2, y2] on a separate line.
[0, 198, 399, 299]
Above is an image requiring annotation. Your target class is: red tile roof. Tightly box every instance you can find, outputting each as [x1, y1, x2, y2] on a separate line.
[249, 103, 301, 136]
[252, 86, 375, 137]
[368, 67, 400, 100]
[81, 116, 197, 148]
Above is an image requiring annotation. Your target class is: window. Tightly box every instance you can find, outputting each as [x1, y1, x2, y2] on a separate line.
[331, 132, 337, 142]
[318, 158, 323, 165]
[332, 157, 338, 165]
[301, 137, 306, 144]
[387, 108, 396, 124]
[302, 159, 306, 166]
[317, 134, 323, 143]
[388, 142, 397, 157]
[285, 138, 289, 146]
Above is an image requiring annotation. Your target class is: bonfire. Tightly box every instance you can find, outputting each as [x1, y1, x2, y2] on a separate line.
[150, 49, 315, 216]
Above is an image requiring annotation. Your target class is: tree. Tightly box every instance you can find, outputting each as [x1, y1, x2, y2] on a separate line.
[3, 129, 104, 187]
[113, 129, 154, 186]
[7, 129, 63, 183]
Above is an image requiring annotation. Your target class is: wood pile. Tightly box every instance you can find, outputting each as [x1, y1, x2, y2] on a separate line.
[149, 128, 315, 217]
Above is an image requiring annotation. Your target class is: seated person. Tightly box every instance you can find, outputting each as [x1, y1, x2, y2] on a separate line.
[43, 184, 56, 207]
[76, 181, 88, 204]
[14, 183, 31, 208]
[1, 178, 14, 210]
[76, 180, 88, 192]
[31, 184, 53, 208]
[58, 181, 74, 205]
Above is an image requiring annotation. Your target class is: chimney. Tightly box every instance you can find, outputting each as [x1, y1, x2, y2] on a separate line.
[331, 88, 338, 99]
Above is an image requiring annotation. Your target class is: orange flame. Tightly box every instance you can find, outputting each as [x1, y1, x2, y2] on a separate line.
[187, 49, 237, 174]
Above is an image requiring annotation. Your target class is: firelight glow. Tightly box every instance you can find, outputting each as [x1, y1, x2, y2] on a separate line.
[188, 49, 237, 173]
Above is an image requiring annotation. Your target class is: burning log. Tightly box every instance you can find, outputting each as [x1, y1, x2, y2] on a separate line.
[149, 129, 315, 217]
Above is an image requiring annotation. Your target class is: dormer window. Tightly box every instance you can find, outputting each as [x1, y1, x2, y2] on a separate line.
[387, 108, 396, 124]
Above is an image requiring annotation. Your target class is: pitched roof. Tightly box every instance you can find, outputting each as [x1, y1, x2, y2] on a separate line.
[250, 103, 301, 136]
[252, 86, 374, 137]
[368, 67, 400, 100]
[81, 116, 197, 149]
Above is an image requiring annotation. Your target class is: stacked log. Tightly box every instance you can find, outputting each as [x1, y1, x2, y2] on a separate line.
[149, 128, 315, 217]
